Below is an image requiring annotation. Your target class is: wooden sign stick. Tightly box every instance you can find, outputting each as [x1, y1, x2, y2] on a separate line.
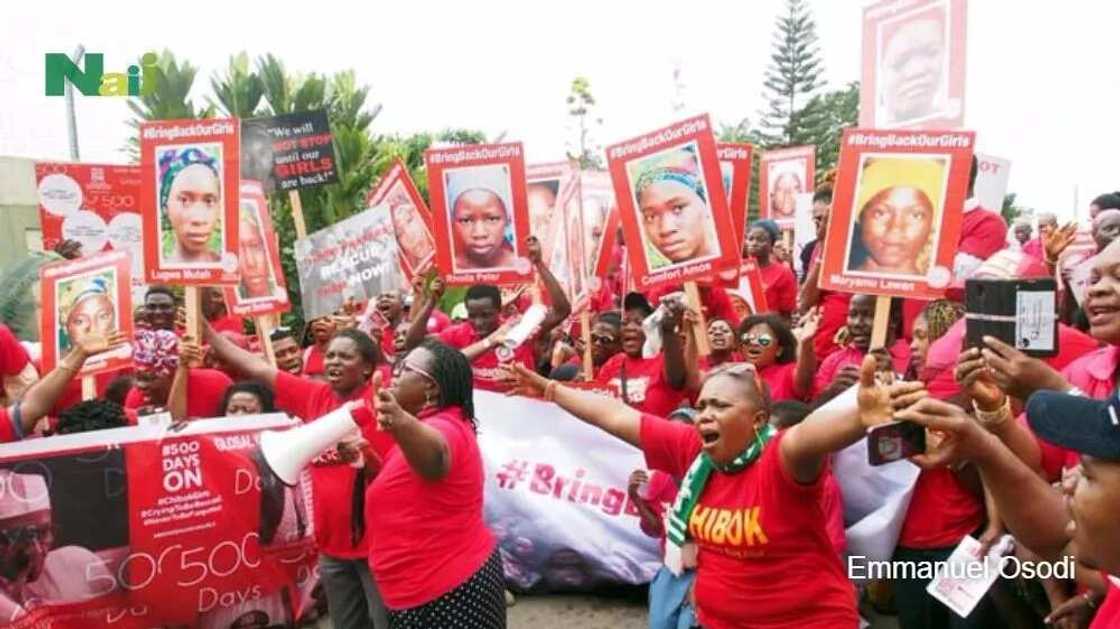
[289, 190, 308, 240]
[870, 294, 892, 350]
[683, 281, 711, 356]
[580, 309, 593, 379]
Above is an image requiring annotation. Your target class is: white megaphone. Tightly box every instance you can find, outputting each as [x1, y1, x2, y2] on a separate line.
[495, 303, 548, 361]
[258, 402, 370, 486]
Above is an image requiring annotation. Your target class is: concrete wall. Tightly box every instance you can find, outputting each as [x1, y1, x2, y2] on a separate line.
[0, 157, 44, 269]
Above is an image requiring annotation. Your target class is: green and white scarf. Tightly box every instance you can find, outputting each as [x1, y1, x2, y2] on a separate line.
[664, 423, 776, 574]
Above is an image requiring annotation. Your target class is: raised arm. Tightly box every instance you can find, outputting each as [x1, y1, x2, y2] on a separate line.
[15, 331, 127, 436]
[898, 398, 1072, 561]
[403, 277, 444, 353]
[529, 236, 572, 338]
[373, 375, 450, 480]
[782, 355, 926, 484]
[203, 321, 277, 386]
[659, 298, 688, 391]
[798, 258, 822, 313]
[504, 363, 642, 447]
[167, 337, 205, 421]
[792, 308, 820, 399]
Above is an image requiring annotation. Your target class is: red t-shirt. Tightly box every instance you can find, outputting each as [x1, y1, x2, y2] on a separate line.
[438, 322, 535, 392]
[209, 314, 246, 335]
[0, 406, 18, 443]
[958, 207, 1008, 260]
[379, 326, 396, 361]
[757, 362, 801, 402]
[1021, 236, 1045, 263]
[821, 471, 847, 556]
[274, 370, 370, 559]
[124, 369, 232, 419]
[597, 353, 686, 417]
[898, 468, 983, 548]
[365, 406, 494, 609]
[1091, 575, 1120, 629]
[302, 345, 326, 377]
[812, 341, 910, 399]
[0, 325, 29, 377]
[756, 261, 797, 315]
[640, 415, 857, 628]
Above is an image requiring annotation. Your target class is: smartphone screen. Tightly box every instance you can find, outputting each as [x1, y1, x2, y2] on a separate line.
[867, 420, 926, 466]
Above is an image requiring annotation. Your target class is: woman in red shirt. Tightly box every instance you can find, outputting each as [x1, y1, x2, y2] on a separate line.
[504, 356, 923, 628]
[746, 220, 797, 318]
[367, 339, 503, 628]
[595, 293, 688, 416]
[699, 318, 740, 371]
[736, 311, 818, 402]
[205, 324, 390, 629]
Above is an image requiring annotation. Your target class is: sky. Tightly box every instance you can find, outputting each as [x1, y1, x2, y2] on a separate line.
[2, 0, 1118, 222]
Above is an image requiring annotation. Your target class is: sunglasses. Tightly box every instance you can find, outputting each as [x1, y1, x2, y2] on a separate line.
[740, 333, 774, 347]
[590, 334, 618, 345]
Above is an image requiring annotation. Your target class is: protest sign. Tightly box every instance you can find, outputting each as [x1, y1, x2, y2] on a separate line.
[36, 162, 144, 272]
[527, 162, 578, 264]
[606, 115, 740, 292]
[819, 128, 975, 299]
[426, 143, 533, 286]
[39, 250, 133, 377]
[973, 153, 1011, 212]
[293, 204, 400, 320]
[241, 110, 339, 194]
[544, 178, 590, 309]
[717, 143, 754, 247]
[366, 159, 436, 282]
[222, 181, 290, 318]
[727, 259, 770, 320]
[860, 0, 967, 130]
[140, 118, 241, 285]
[0, 414, 317, 628]
[759, 146, 815, 229]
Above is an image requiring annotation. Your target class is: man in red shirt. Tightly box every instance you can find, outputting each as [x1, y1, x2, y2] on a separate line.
[143, 286, 178, 332]
[954, 157, 1009, 280]
[404, 236, 570, 391]
[269, 327, 304, 375]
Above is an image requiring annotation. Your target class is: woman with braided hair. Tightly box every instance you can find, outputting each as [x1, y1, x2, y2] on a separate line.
[158, 147, 223, 265]
[906, 299, 964, 381]
[366, 339, 504, 628]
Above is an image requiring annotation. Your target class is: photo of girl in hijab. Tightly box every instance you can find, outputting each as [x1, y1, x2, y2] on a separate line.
[387, 184, 435, 275]
[626, 142, 719, 271]
[846, 155, 947, 277]
[157, 145, 224, 266]
[236, 200, 277, 301]
[444, 164, 518, 271]
[57, 270, 117, 355]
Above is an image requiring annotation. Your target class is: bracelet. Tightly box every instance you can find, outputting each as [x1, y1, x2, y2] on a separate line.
[972, 398, 1012, 430]
[57, 362, 81, 375]
[544, 381, 558, 402]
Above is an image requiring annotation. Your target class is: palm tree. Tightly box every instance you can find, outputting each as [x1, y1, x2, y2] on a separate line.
[122, 50, 213, 159]
[209, 52, 264, 119]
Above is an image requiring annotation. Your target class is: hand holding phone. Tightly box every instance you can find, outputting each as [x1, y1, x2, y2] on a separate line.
[867, 420, 926, 466]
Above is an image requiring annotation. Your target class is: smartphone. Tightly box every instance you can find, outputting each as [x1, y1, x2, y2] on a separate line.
[965, 278, 1058, 357]
[867, 420, 926, 466]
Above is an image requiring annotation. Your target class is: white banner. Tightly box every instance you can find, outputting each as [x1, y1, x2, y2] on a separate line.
[476, 391, 661, 591]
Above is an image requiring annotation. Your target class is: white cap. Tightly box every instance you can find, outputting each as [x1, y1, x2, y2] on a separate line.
[445, 165, 511, 214]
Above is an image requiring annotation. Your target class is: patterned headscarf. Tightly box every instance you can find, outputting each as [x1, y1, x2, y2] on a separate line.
[158, 147, 219, 211]
[634, 146, 706, 202]
[61, 276, 111, 319]
[132, 329, 179, 376]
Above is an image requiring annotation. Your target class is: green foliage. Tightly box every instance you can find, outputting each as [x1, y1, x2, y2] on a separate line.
[1001, 192, 1028, 225]
[209, 52, 264, 119]
[123, 51, 215, 159]
[758, 0, 824, 147]
[566, 76, 604, 169]
[796, 81, 860, 183]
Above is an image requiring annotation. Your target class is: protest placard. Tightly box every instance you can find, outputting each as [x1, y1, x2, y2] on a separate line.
[222, 181, 290, 318]
[759, 146, 815, 229]
[366, 159, 436, 282]
[717, 143, 754, 247]
[241, 110, 339, 194]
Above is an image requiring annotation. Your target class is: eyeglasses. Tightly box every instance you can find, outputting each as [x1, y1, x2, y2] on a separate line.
[740, 333, 774, 347]
[392, 361, 435, 383]
[590, 334, 618, 345]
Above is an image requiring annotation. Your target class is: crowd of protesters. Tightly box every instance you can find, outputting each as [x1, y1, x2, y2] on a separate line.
[2, 162, 1120, 629]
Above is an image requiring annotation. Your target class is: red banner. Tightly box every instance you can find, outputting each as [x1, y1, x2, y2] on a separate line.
[0, 415, 318, 628]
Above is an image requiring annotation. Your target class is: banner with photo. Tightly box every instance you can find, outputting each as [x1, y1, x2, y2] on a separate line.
[606, 115, 740, 291]
[818, 129, 974, 299]
[293, 204, 401, 320]
[38, 250, 134, 376]
[223, 181, 291, 318]
[0, 414, 317, 628]
[140, 118, 241, 286]
[527, 162, 578, 265]
[716, 143, 754, 248]
[426, 143, 534, 286]
[860, 0, 967, 130]
[366, 159, 436, 283]
[759, 146, 815, 229]
[241, 110, 339, 194]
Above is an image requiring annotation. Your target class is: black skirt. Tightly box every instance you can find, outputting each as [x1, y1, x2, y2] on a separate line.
[386, 548, 506, 629]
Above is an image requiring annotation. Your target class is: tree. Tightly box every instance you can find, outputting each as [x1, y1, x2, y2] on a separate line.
[1001, 192, 1028, 226]
[209, 52, 264, 119]
[758, 0, 824, 147]
[795, 81, 860, 184]
[566, 76, 604, 169]
[123, 51, 214, 158]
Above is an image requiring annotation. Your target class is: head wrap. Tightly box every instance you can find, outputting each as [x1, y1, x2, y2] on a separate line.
[158, 147, 219, 211]
[0, 471, 51, 528]
[750, 219, 781, 245]
[633, 146, 706, 202]
[445, 165, 511, 215]
[855, 157, 945, 220]
[61, 276, 111, 319]
[132, 329, 179, 377]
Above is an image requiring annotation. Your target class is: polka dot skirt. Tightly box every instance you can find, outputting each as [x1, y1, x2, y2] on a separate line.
[387, 549, 507, 629]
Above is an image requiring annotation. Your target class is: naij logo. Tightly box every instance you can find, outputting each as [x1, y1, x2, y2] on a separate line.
[45, 52, 158, 97]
